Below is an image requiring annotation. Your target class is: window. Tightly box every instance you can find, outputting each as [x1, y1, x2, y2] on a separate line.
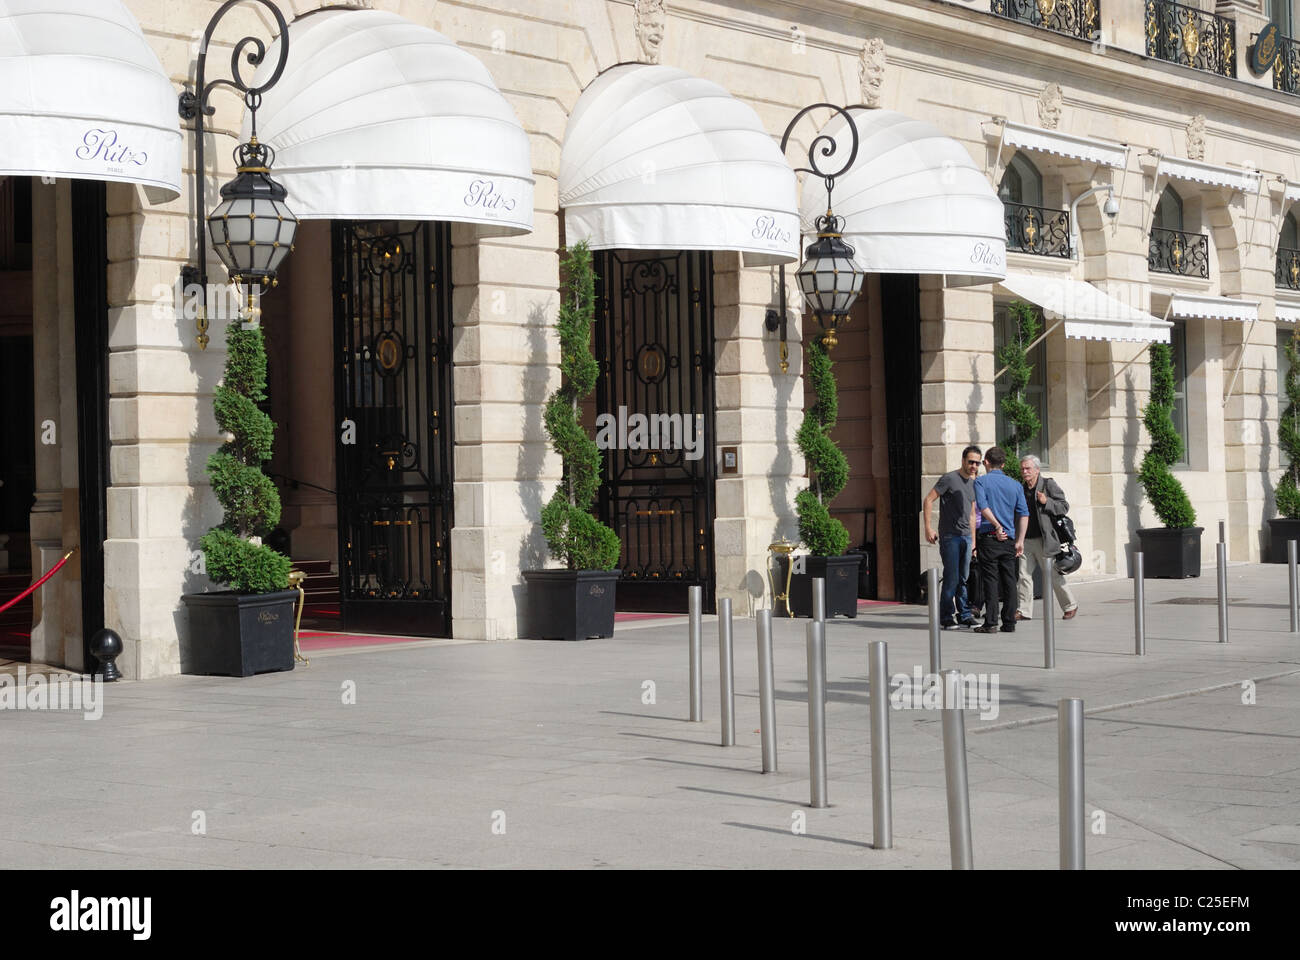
[1154, 185, 1184, 233]
[998, 152, 1044, 208]
[1273, 0, 1294, 39]
[1169, 320, 1190, 467]
[1284, 212, 1299, 250]
[994, 302, 1049, 465]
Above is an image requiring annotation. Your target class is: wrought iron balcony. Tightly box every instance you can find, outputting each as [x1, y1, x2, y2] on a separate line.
[1149, 227, 1209, 278]
[1275, 35, 1300, 95]
[1144, 0, 1236, 78]
[1004, 202, 1071, 258]
[990, 0, 1100, 41]
[1277, 247, 1300, 290]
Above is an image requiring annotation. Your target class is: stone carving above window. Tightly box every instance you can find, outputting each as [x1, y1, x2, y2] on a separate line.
[859, 38, 886, 108]
[1186, 113, 1207, 162]
[1038, 81, 1063, 129]
[635, 0, 666, 64]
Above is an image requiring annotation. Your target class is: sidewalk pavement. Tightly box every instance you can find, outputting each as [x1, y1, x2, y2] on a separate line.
[0, 563, 1297, 869]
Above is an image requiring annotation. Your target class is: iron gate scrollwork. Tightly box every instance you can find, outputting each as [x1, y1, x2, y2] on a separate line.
[333, 221, 454, 636]
[594, 250, 717, 612]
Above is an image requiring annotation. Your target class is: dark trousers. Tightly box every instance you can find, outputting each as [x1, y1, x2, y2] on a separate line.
[977, 533, 1018, 628]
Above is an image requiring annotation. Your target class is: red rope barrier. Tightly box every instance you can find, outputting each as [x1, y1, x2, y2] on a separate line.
[0, 548, 77, 614]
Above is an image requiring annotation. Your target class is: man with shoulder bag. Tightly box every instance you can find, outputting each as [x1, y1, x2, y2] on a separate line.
[1016, 454, 1079, 621]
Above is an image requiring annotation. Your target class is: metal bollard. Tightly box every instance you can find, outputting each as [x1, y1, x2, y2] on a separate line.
[688, 585, 703, 722]
[940, 669, 973, 869]
[1042, 558, 1056, 668]
[1059, 698, 1085, 870]
[1289, 541, 1298, 635]
[756, 610, 777, 773]
[718, 597, 735, 745]
[1217, 542, 1229, 644]
[1133, 552, 1145, 656]
[806, 621, 828, 809]
[1219, 520, 1225, 544]
[812, 577, 826, 624]
[927, 566, 941, 674]
[867, 640, 893, 850]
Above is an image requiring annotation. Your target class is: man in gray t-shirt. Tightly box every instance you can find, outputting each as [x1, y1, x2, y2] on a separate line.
[923, 445, 982, 627]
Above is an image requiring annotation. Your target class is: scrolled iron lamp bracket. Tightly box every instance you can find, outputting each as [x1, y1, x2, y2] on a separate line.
[765, 104, 861, 372]
[178, 0, 291, 350]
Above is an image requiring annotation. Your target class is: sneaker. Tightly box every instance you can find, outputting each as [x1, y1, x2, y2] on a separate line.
[1015, 611, 1030, 621]
[1000, 624, 1016, 633]
[960, 618, 979, 628]
[940, 622, 958, 630]
[974, 624, 999, 634]
[1063, 607, 1078, 620]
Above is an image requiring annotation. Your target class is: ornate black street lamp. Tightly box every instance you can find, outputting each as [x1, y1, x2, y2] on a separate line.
[765, 104, 863, 370]
[179, 0, 296, 349]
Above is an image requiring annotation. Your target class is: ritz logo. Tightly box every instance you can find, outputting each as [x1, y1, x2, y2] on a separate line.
[76, 129, 148, 168]
[753, 215, 791, 245]
[464, 179, 516, 212]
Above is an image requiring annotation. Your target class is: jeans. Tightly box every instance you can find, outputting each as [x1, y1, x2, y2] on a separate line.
[939, 534, 972, 625]
[977, 533, 1019, 629]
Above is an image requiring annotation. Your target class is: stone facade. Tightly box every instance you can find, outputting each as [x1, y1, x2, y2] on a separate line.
[19, 0, 1300, 676]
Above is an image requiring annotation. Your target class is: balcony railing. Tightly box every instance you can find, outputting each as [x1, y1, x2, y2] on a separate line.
[1277, 247, 1300, 290]
[1004, 202, 1072, 258]
[990, 0, 1100, 41]
[1149, 227, 1209, 278]
[1275, 35, 1300, 95]
[1145, 0, 1236, 78]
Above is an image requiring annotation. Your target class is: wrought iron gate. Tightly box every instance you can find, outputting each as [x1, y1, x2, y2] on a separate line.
[333, 221, 454, 636]
[594, 250, 716, 612]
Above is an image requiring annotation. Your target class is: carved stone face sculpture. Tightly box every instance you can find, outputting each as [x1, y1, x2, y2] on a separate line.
[636, 0, 666, 64]
[859, 38, 886, 108]
[1186, 114, 1207, 162]
[1038, 82, 1063, 129]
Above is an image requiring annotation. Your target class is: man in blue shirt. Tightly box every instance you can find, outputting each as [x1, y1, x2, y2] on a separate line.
[970, 446, 1029, 633]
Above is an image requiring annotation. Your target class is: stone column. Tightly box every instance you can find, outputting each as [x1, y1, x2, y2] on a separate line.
[712, 255, 802, 616]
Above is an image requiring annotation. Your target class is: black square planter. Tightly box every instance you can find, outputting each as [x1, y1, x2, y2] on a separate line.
[777, 554, 861, 618]
[1135, 527, 1203, 579]
[523, 569, 620, 641]
[181, 590, 299, 677]
[1267, 518, 1300, 563]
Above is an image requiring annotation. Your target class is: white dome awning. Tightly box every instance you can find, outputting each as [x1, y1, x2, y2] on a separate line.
[560, 64, 799, 266]
[0, 0, 181, 201]
[241, 9, 533, 235]
[800, 108, 1006, 286]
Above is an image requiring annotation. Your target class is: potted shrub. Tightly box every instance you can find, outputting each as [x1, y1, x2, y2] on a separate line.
[783, 330, 860, 617]
[998, 300, 1042, 483]
[522, 242, 622, 640]
[181, 316, 297, 676]
[1269, 329, 1300, 562]
[1136, 341, 1201, 577]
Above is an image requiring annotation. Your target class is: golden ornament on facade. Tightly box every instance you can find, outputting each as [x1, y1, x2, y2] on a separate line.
[1182, 21, 1199, 62]
[1290, 256, 1299, 286]
[1084, 0, 1097, 31]
[1171, 235, 1184, 269]
[1025, 209, 1038, 246]
[1036, 0, 1056, 20]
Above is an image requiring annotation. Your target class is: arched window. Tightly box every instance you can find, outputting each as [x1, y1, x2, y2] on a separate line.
[1154, 185, 1184, 232]
[998, 151, 1044, 208]
[1282, 211, 1299, 251]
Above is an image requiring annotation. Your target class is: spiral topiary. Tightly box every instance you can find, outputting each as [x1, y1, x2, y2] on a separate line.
[1138, 341, 1196, 528]
[795, 333, 850, 556]
[200, 317, 292, 593]
[540, 242, 621, 571]
[1276, 330, 1300, 519]
[998, 300, 1041, 482]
